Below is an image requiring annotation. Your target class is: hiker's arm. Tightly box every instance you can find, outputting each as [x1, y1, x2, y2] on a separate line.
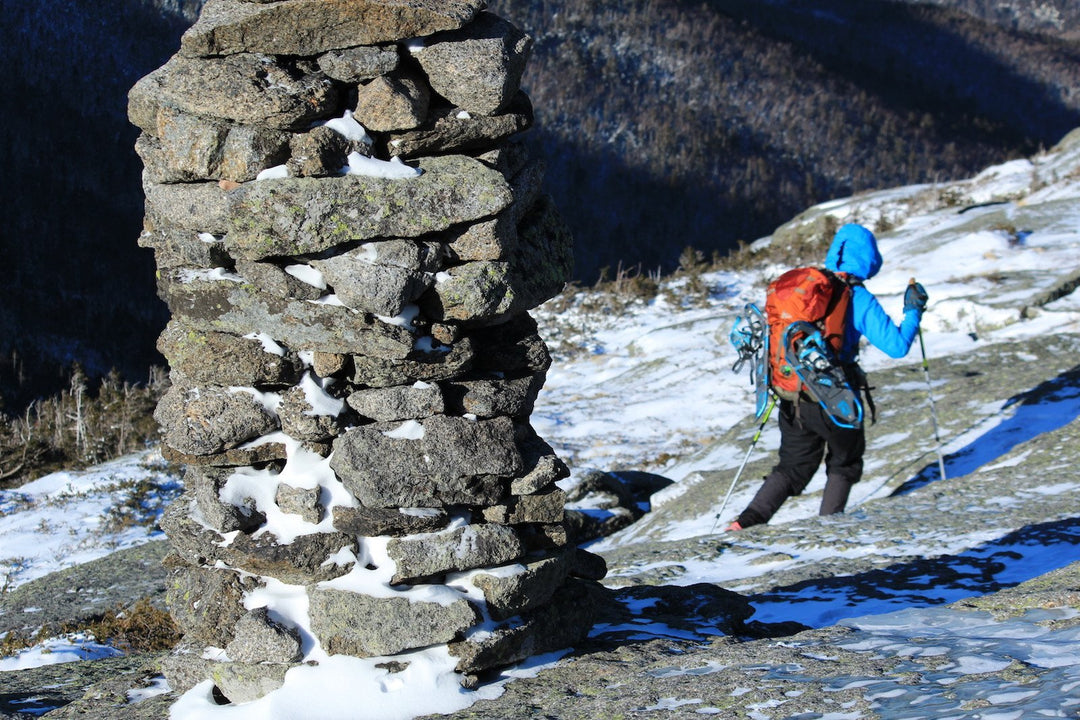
[850, 286, 920, 358]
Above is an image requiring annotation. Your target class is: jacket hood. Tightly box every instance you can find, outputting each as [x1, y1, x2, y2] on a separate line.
[825, 223, 882, 280]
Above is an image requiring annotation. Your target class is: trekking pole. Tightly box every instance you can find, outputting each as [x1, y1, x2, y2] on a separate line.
[917, 327, 947, 481]
[710, 394, 777, 533]
[911, 277, 947, 481]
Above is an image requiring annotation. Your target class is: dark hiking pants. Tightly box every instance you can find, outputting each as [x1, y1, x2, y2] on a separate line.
[736, 398, 865, 528]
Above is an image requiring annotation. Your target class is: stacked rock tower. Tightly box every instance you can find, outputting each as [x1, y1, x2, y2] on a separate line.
[129, 0, 605, 703]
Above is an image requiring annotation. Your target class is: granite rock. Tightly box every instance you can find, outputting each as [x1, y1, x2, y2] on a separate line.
[180, 0, 486, 57]
[308, 587, 479, 657]
[413, 12, 532, 116]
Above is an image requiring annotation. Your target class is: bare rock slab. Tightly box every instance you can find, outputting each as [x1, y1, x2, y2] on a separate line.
[165, 555, 252, 647]
[181, 0, 486, 58]
[346, 383, 446, 422]
[449, 579, 599, 676]
[225, 529, 358, 585]
[161, 440, 288, 468]
[441, 374, 544, 419]
[138, 216, 232, 270]
[317, 45, 400, 83]
[331, 505, 449, 537]
[348, 335, 476, 389]
[482, 487, 566, 525]
[235, 259, 326, 301]
[386, 93, 533, 160]
[161, 500, 357, 585]
[143, 181, 232, 235]
[353, 69, 431, 132]
[469, 553, 572, 621]
[225, 607, 303, 664]
[309, 239, 444, 317]
[0, 541, 171, 640]
[134, 109, 290, 184]
[426, 196, 573, 324]
[183, 465, 263, 534]
[211, 660, 293, 704]
[510, 426, 569, 495]
[277, 386, 343, 443]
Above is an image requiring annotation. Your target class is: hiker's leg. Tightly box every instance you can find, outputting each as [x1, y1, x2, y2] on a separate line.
[815, 409, 865, 515]
[774, 400, 826, 495]
[737, 470, 794, 527]
[737, 401, 823, 527]
[820, 475, 854, 515]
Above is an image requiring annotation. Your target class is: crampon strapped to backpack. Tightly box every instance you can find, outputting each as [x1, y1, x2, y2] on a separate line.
[730, 267, 865, 429]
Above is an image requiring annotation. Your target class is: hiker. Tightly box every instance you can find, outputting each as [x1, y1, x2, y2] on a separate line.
[728, 223, 927, 530]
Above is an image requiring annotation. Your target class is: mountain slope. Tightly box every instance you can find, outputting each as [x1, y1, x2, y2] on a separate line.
[896, 0, 1080, 39]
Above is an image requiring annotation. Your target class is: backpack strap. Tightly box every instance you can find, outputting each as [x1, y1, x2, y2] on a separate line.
[816, 268, 856, 357]
[845, 362, 877, 425]
[831, 272, 876, 423]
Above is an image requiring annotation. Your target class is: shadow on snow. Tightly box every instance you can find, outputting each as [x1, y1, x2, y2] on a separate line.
[892, 366, 1080, 496]
[748, 516, 1080, 629]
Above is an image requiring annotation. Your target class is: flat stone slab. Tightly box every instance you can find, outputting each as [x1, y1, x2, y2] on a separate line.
[308, 239, 443, 317]
[161, 499, 357, 585]
[308, 587, 478, 657]
[448, 578, 598, 676]
[469, 553, 571, 620]
[346, 383, 446, 422]
[330, 415, 522, 507]
[225, 154, 513, 261]
[180, 0, 486, 58]
[0, 541, 170, 638]
[424, 195, 573, 325]
[157, 321, 303, 388]
[134, 109, 290, 184]
[386, 95, 533, 159]
[154, 384, 279, 457]
[160, 272, 416, 358]
[411, 11, 532, 116]
[331, 505, 449, 536]
[387, 522, 527, 583]
[129, 53, 338, 132]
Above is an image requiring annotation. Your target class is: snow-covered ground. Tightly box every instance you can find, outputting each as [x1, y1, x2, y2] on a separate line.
[0, 453, 180, 591]
[3, 138, 1080, 717]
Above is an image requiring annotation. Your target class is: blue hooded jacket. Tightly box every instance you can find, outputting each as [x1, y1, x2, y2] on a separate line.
[824, 224, 920, 361]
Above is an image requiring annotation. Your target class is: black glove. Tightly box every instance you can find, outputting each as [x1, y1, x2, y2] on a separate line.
[904, 282, 928, 313]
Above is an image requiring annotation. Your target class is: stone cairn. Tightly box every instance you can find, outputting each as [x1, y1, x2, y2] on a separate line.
[129, 0, 606, 704]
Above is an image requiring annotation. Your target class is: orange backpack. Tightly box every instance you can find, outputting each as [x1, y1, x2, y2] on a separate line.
[765, 267, 852, 400]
